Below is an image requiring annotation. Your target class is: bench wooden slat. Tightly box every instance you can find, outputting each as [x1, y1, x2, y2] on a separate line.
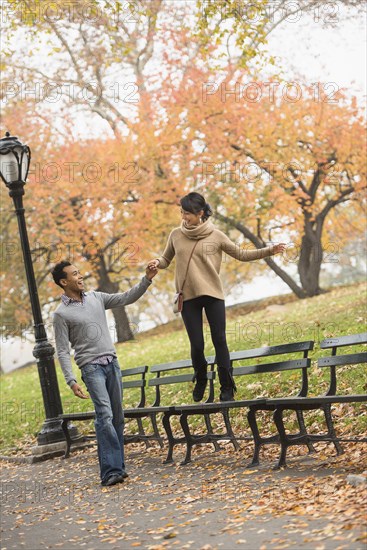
[149, 371, 215, 387]
[123, 380, 145, 389]
[232, 358, 310, 376]
[229, 341, 314, 362]
[61, 412, 95, 421]
[126, 405, 175, 414]
[267, 395, 367, 406]
[174, 398, 266, 414]
[150, 358, 217, 373]
[321, 333, 367, 349]
[318, 352, 367, 367]
[149, 373, 195, 386]
[149, 359, 193, 373]
[121, 365, 148, 377]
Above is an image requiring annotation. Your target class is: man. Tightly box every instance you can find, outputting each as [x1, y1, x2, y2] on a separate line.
[52, 260, 157, 487]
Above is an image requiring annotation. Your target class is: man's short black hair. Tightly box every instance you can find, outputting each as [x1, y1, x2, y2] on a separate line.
[52, 261, 72, 288]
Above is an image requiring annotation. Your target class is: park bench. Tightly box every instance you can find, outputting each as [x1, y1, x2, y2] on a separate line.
[59, 334, 366, 469]
[172, 340, 314, 465]
[146, 358, 226, 465]
[270, 332, 367, 468]
[60, 365, 169, 458]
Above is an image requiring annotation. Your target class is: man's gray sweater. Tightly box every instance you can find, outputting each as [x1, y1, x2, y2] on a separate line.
[53, 276, 152, 387]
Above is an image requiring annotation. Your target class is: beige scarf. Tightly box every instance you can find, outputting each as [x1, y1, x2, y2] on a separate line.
[180, 219, 215, 240]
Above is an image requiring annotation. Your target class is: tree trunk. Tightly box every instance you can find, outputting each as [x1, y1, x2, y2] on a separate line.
[109, 304, 135, 343]
[96, 262, 134, 343]
[297, 218, 325, 296]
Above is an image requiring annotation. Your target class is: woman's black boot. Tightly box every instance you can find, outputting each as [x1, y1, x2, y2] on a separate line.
[218, 367, 237, 402]
[192, 364, 208, 402]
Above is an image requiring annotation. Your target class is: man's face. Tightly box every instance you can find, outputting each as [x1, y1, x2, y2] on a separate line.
[60, 265, 84, 293]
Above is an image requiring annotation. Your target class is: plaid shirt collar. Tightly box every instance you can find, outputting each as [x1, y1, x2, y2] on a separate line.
[61, 292, 86, 306]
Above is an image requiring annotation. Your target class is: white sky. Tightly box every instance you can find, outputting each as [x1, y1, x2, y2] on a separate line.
[266, 8, 366, 98]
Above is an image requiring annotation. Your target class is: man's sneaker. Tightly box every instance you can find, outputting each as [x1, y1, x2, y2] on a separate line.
[219, 388, 235, 402]
[193, 379, 207, 402]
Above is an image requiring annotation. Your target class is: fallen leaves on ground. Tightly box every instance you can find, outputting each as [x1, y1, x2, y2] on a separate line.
[1, 438, 366, 549]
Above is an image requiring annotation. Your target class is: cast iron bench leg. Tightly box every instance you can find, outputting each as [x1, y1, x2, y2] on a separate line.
[204, 414, 221, 452]
[62, 419, 72, 459]
[273, 408, 289, 469]
[162, 412, 176, 463]
[247, 407, 261, 467]
[180, 413, 194, 465]
[150, 412, 164, 449]
[222, 408, 240, 451]
[323, 404, 344, 456]
[136, 417, 151, 449]
[296, 409, 317, 454]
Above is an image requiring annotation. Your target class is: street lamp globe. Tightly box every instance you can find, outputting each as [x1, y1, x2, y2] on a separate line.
[0, 131, 31, 187]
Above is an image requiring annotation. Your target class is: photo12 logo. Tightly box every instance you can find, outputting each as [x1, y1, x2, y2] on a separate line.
[200, 1, 340, 25]
[202, 81, 340, 104]
[27, 160, 139, 184]
[1, 1, 140, 25]
[1, 81, 140, 105]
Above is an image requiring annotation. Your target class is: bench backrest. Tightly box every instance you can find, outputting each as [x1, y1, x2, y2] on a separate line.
[318, 332, 367, 395]
[212, 341, 314, 398]
[148, 358, 216, 406]
[121, 365, 148, 408]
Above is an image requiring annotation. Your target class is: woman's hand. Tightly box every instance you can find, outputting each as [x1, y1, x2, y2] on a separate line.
[272, 243, 286, 255]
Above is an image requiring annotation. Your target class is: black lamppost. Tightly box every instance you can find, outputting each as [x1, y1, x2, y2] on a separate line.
[0, 132, 69, 445]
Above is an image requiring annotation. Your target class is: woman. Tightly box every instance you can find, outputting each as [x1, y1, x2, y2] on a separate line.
[148, 192, 286, 402]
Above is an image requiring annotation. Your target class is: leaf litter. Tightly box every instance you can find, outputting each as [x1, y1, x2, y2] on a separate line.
[1, 437, 366, 549]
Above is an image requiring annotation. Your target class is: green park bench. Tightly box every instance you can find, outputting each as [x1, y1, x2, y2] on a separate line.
[171, 340, 314, 465]
[59, 333, 366, 470]
[146, 357, 224, 465]
[270, 332, 367, 468]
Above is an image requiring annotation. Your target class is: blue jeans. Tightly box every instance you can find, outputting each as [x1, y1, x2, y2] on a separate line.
[81, 359, 125, 483]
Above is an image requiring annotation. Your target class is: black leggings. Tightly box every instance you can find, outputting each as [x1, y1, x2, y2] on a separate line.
[181, 295, 231, 373]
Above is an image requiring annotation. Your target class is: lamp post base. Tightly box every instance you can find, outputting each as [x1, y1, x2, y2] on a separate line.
[31, 433, 89, 462]
[36, 417, 79, 445]
[33, 420, 86, 462]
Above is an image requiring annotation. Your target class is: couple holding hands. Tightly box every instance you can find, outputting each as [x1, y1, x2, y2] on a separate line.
[52, 191, 285, 486]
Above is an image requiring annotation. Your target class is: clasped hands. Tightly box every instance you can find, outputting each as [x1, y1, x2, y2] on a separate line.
[146, 261, 159, 280]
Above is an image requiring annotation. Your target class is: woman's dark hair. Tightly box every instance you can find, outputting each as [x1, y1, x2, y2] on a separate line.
[52, 260, 72, 288]
[180, 192, 213, 221]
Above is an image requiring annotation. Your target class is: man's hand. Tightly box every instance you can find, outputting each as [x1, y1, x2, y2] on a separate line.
[272, 243, 286, 255]
[71, 383, 89, 399]
[147, 259, 159, 270]
[146, 264, 158, 280]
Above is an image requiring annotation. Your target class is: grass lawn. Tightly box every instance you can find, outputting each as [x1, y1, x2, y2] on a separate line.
[1, 281, 366, 451]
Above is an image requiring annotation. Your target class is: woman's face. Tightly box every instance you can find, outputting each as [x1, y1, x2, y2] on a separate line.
[180, 208, 204, 226]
